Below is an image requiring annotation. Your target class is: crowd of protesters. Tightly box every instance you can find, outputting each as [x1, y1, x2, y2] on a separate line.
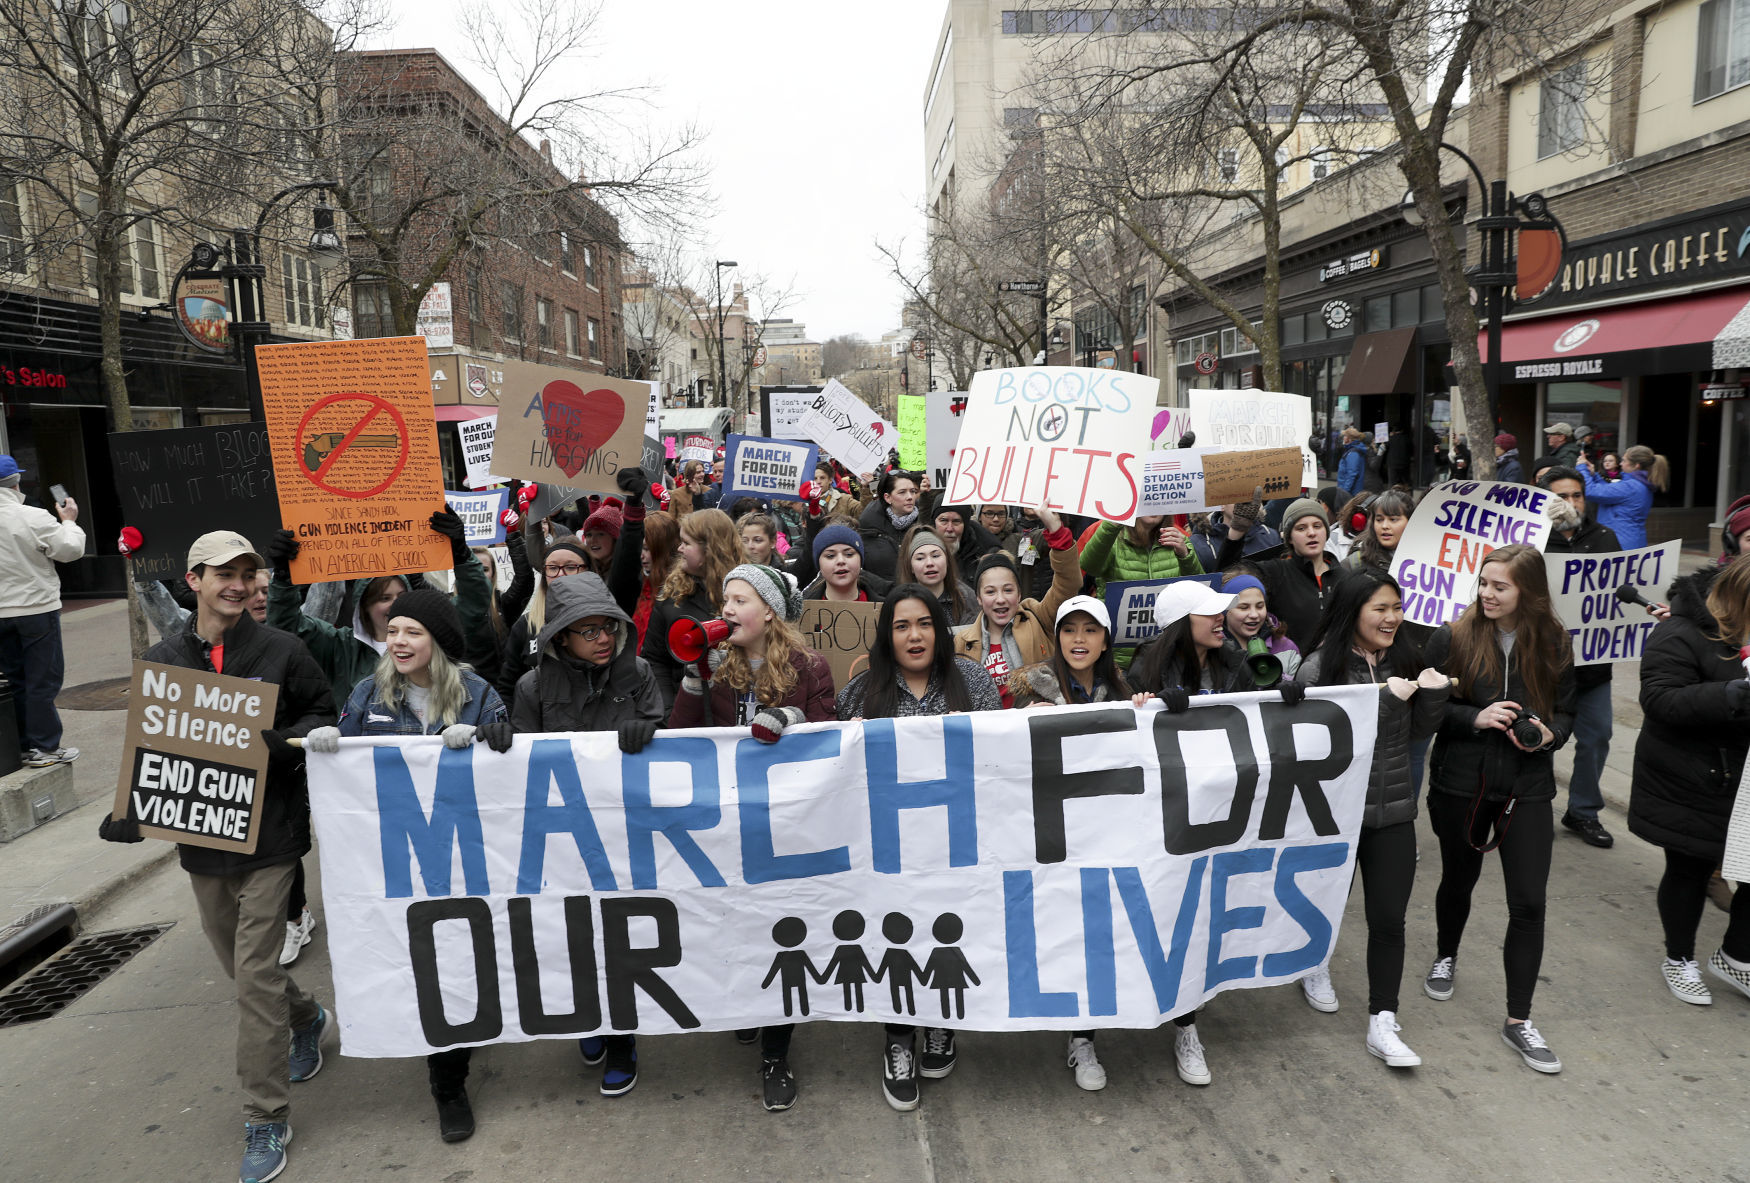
[65, 422, 1746, 1183]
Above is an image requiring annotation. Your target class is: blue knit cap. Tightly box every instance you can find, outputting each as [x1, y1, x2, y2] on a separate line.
[812, 522, 864, 563]
[1221, 574, 1265, 599]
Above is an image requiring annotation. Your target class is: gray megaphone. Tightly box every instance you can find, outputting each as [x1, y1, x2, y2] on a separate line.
[1245, 637, 1283, 688]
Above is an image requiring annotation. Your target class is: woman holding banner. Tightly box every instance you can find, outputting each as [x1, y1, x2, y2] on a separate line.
[1627, 557, 1750, 1006]
[837, 587, 1002, 1112]
[953, 506, 1079, 702]
[302, 590, 507, 1144]
[670, 564, 835, 1112]
[896, 525, 977, 626]
[1419, 544, 1575, 1074]
[640, 508, 742, 711]
[1008, 594, 1133, 1091]
[1220, 570, 1302, 682]
[1301, 570, 1450, 1067]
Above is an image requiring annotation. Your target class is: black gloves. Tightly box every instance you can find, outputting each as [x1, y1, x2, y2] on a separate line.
[431, 508, 471, 564]
[615, 467, 647, 502]
[262, 528, 299, 579]
[262, 729, 298, 758]
[98, 812, 143, 843]
[478, 719, 515, 753]
[619, 719, 658, 754]
[1727, 679, 1750, 713]
[1278, 680, 1306, 706]
[1158, 687, 1191, 714]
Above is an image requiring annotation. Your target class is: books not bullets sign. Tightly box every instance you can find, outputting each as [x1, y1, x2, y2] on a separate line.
[113, 661, 280, 854]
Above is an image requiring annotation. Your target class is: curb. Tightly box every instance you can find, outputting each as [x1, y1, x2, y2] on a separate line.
[72, 844, 179, 924]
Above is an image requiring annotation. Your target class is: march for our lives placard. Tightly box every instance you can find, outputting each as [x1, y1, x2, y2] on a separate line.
[722, 434, 818, 503]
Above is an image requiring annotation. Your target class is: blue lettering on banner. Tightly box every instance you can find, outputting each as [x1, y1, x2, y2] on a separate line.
[376, 744, 489, 898]
[622, 737, 726, 890]
[1104, 576, 1220, 648]
[1003, 870, 1079, 1017]
[519, 739, 618, 893]
[1262, 842, 1349, 976]
[864, 716, 980, 873]
[736, 730, 851, 883]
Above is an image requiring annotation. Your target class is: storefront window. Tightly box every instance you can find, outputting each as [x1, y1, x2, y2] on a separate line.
[1545, 381, 1621, 459]
[1364, 296, 1390, 332]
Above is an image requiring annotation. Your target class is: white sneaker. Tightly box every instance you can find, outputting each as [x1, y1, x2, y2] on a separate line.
[279, 908, 316, 967]
[1300, 967, 1339, 1013]
[1366, 1011, 1422, 1068]
[1662, 957, 1713, 1006]
[24, 746, 79, 768]
[1066, 1036, 1106, 1091]
[1173, 1022, 1211, 1086]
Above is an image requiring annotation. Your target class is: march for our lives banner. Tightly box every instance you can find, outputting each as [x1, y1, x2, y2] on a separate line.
[1104, 576, 1221, 649]
[308, 690, 1377, 1057]
[1391, 480, 1554, 628]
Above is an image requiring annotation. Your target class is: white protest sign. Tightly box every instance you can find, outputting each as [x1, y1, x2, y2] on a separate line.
[457, 415, 506, 490]
[644, 381, 662, 436]
[1545, 541, 1680, 665]
[1392, 480, 1553, 629]
[416, 283, 454, 349]
[795, 378, 894, 475]
[444, 488, 509, 546]
[722, 434, 818, 502]
[1135, 448, 1302, 516]
[927, 391, 965, 488]
[681, 434, 714, 464]
[308, 690, 1376, 1056]
[768, 390, 815, 440]
[1187, 390, 1316, 489]
[944, 367, 1158, 524]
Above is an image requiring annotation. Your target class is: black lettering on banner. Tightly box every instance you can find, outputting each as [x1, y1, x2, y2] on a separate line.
[1256, 700, 1347, 840]
[1028, 706, 1143, 863]
[601, 897, 701, 1030]
[509, 896, 601, 1035]
[408, 898, 504, 1046]
[1155, 706, 1259, 855]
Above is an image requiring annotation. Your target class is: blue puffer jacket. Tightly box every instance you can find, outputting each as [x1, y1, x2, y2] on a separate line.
[337, 667, 506, 736]
[1583, 467, 1653, 549]
[1336, 441, 1370, 496]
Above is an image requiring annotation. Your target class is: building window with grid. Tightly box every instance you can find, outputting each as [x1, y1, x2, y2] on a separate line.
[536, 297, 553, 349]
[560, 231, 576, 274]
[280, 252, 324, 328]
[501, 281, 523, 341]
[0, 178, 26, 274]
[1697, 0, 1750, 102]
[1537, 60, 1588, 158]
[586, 316, 601, 359]
[353, 284, 393, 338]
[583, 244, 597, 288]
[564, 308, 580, 357]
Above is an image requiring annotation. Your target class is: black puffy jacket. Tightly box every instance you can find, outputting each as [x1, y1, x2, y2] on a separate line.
[1130, 634, 1253, 695]
[1217, 536, 1350, 651]
[143, 611, 336, 876]
[857, 499, 914, 583]
[638, 581, 719, 713]
[1628, 566, 1750, 862]
[512, 574, 665, 735]
[1422, 622, 1576, 804]
[1300, 648, 1448, 829]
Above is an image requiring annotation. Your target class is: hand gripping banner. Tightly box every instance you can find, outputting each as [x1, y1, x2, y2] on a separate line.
[308, 687, 1378, 1057]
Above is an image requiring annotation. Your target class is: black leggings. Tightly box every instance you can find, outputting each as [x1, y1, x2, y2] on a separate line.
[1657, 849, 1750, 962]
[1356, 820, 1418, 1015]
[1428, 792, 1552, 1021]
[286, 859, 306, 922]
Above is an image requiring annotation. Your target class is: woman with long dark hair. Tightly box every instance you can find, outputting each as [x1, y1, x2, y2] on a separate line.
[1419, 544, 1576, 1073]
[1301, 569, 1450, 1065]
[1129, 580, 1249, 699]
[1342, 489, 1416, 575]
[836, 586, 1000, 1111]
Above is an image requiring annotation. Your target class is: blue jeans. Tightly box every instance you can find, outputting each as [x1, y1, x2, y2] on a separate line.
[1408, 734, 1433, 809]
[0, 609, 66, 752]
[1565, 682, 1612, 821]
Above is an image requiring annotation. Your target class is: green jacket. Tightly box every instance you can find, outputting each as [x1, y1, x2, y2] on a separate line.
[267, 555, 494, 704]
[1079, 520, 1205, 592]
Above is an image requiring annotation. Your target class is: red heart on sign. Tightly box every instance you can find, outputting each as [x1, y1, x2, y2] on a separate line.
[540, 382, 624, 478]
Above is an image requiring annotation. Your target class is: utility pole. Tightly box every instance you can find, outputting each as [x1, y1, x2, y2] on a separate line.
[714, 259, 737, 407]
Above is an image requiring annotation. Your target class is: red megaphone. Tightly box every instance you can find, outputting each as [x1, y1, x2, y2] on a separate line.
[668, 618, 733, 667]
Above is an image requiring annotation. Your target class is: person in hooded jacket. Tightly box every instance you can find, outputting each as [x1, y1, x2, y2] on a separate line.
[1628, 557, 1750, 1007]
[952, 505, 1078, 700]
[857, 469, 923, 581]
[1300, 569, 1450, 1066]
[1336, 428, 1371, 497]
[302, 590, 505, 1143]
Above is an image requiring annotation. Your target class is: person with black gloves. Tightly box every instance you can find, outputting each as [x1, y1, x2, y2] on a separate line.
[481, 570, 665, 1099]
[668, 563, 834, 1112]
[301, 589, 504, 1143]
[101, 530, 334, 1183]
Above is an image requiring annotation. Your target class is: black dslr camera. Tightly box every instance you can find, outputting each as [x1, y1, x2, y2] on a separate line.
[1502, 705, 1544, 749]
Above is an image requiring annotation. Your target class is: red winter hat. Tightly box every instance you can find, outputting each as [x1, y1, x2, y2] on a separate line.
[1726, 494, 1750, 544]
[1494, 433, 1517, 450]
[583, 504, 623, 539]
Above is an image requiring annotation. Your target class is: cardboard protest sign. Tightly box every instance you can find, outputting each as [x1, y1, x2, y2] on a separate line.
[1187, 390, 1316, 489]
[722, 434, 818, 503]
[1391, 480, 1554, 628]
[681, 434, 714, 463]
[113, 661, 280, 853]
[307, 686, 1377, 1053]
[927, 391, 966, 488]
[796, 379, 894, 475]
[456, 415, 506, 489]
[798, 599, 880, 686]
[1103, 576, 1221, 649]
[1135, 447, 1302, 517]
[1545, 540, 1680, 665]
[897, 395, 927, 470]
[943, 367, 1157, 524]
[444, 489, 509, 547]
[485, 362, 646, 495]
[106, 423, 279, 581]
[255, 336, 450, 583]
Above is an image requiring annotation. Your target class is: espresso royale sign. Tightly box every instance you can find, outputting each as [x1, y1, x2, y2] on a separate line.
[1526, 195, 1750, 311]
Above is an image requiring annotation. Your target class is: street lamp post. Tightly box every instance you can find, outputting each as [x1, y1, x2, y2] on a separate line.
[714, 259, 737, 408]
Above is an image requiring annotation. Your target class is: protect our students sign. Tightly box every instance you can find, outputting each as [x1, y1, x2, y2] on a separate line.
[943, 367, 1158, 524]
[721, 434, 817, 503]
[1391, 480, 1554, 628]
[308, 689, 1377, 1055]
[1545, 540, 1680, 665]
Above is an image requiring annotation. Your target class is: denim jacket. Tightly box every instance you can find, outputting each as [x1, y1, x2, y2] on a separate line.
[337, 668, 505, 737]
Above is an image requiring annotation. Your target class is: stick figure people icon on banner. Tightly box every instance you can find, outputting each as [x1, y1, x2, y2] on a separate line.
[872, 912, 926, 1017]
[922, 914, 980, 1021]
[821, 911, 879, 1013]
[761, 918, 826, 1018]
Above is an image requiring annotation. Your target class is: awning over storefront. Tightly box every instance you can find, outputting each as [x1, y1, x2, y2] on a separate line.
[1485, 287, 1750, 381]
[1336, 328, 1419, 397]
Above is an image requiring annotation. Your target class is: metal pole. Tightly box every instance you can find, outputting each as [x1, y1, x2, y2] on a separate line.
[1485, 179, 1507, 433]
[715, 268, 727, 409]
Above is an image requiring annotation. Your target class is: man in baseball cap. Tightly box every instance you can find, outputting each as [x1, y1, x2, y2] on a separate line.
[1543, 422, 1582, 468]
[187, 530, 267, 571]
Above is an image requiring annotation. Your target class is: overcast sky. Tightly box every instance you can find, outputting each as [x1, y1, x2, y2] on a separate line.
[379, 0, 943, 341]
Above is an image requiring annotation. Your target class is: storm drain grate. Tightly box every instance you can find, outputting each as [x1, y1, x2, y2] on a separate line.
[0, 922, 173, 1027]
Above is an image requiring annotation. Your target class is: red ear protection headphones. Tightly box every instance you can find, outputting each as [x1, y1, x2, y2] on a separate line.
[1348, 493, 1378, 535]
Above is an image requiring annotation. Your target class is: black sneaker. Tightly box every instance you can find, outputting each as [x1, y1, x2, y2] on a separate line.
[434, 1089, 475, 1142]
[600, 1037, 637, 1097]
[1560, 813, 1614, 848]
[1423, 956, 1456, 1001]
[919, 1027, 957, 1078]
[761, 1057, 797, 1111]
[882, 1032, 919, 1111]
[1501, 1020, 1562, 1073]
[578, 1036, 605, 1065]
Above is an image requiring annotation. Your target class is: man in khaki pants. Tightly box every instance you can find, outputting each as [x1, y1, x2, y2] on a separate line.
[102, 532, 335, 1183]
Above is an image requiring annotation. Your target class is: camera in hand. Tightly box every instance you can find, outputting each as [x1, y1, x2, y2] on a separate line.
[1503, 705, 1544, 749]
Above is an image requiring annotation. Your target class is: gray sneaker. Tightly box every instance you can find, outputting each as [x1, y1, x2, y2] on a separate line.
[24, 746, 79, 768]
[289, 1003, 326, 1082]
[1423, 956, 1455, 1001]
[1501, 1020, 1561, 1073]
